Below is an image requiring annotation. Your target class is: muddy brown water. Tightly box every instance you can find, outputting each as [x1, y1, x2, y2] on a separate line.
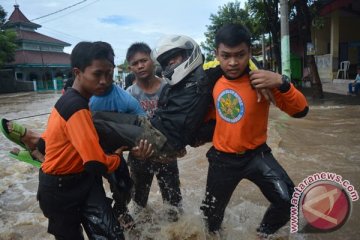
[0, 91, 359, 239]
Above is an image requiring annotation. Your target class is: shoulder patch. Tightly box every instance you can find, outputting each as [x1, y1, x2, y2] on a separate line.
[55, 89, 89, 121]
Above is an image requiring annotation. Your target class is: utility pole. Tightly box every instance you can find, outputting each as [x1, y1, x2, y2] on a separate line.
[262, 33, 266, 69]
[280, 0, 291, 78]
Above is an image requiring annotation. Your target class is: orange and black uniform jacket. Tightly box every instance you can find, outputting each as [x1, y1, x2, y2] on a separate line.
[41, 88, 120, 175]
[212, 74, 308, 153]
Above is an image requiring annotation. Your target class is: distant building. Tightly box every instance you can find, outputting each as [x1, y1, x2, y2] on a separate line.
[1, 4, 71, 92]
[290, 0, 360, 81]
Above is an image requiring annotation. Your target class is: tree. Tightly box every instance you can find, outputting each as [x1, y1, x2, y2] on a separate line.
[248, 0, 281, 72]
[248, 0, 324, 98]
[203, 1, 281, 70]
[201, 1, 258, 61]
[0, 5, 17, 67]
[202, 0, 324, 98]
[292, 0, 324, 98]
[117, 60, 128, 72]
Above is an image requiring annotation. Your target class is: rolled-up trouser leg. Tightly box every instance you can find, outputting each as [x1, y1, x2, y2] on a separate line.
[81, 176, 125, 240]
[92, 111, 168, 157]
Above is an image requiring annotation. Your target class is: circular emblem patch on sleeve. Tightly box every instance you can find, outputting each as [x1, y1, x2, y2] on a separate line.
[216, 89, 244, 123]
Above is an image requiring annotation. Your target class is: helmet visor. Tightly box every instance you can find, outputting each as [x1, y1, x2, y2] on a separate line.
[157, 48, 184, 68]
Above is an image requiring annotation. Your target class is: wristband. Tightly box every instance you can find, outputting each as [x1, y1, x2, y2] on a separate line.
[278, 75, 291, 93]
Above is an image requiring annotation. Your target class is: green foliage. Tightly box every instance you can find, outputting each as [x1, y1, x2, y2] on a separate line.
[0, 5, 6, 26]
[0, 30, 17, 66]
[247, 0, 268, 33]
[309, 1, 325, 30]
[117, 59, 129, 73]
[0, 5, 17, 67]
[201, 1, 259, 61]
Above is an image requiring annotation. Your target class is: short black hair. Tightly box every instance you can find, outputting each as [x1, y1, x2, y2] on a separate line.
[71, 41, 115, 72]
[215, 23, 252, 49]
[155, 65, 162, 77]
[126, 42, 151, 62]
[124, 72, 135, 90]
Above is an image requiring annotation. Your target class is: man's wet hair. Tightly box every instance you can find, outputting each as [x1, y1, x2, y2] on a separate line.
[71, 41, 115, 72]
[215, 23, 252, 49]
[126, 42, 151, 62]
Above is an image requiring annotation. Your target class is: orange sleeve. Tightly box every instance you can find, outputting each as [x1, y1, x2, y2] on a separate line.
[272, 84, 308, 116]
[66, 109, 120, 172]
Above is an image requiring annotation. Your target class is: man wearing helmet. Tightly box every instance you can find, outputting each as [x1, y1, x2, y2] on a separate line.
[2, 35, 212, 163]
[3, 31, 276, 164]
[89, 34, 218, 161]
[3, 34, 253, 162]
[148, 34, 215, 155]
[152, 35, 204, 86]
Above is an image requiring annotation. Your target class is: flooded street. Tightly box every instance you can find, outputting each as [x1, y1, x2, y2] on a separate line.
[0, 91, 359, 240]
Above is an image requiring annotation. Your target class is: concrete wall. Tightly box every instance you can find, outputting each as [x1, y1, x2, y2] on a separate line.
[0, 70, 16, 93]
[15, 80, 35, 92]
[315, 54, 333, 80]
[340, 16, 360, 66]
[312, 10, 360, 80]
[0, 69, 34, 93]
[339, 16, 360, 42]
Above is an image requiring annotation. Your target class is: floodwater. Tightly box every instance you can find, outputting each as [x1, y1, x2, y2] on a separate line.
[0, 91, 359, 240]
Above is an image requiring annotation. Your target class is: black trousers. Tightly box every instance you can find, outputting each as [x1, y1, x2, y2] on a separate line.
[200, 144, 294, 233]
[92, 111, 169, 156]
[105, 156, 133, 218]
[128, 154, 182, 208]
[37, 170, 125, 240]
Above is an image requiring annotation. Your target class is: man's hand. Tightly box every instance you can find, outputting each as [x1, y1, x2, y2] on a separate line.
[250, 69, 282, 105]
[249, 69, 282, 89]
[114, 146, 128, 156]
[130, 139, 154, 160]
[255, 88, 276, 104]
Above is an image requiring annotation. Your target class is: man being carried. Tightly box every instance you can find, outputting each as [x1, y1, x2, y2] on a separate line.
[2, 34, 271, 164]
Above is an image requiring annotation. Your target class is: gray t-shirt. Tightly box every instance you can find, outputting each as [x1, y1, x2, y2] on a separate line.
[126, 79, 167, 118]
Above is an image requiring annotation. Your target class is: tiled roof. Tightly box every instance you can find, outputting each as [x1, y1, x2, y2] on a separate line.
[5, 4, 41, 29]
[16, 29, 70, 46]
[8, 4, 30, 23]
[10, 50, 70, 66]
